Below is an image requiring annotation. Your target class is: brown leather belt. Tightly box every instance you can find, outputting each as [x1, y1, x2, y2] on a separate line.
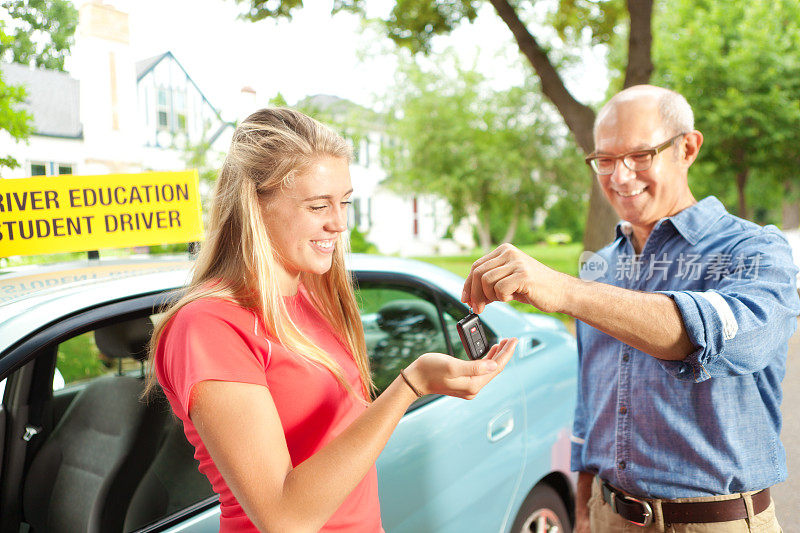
[600, 479, 771, 526]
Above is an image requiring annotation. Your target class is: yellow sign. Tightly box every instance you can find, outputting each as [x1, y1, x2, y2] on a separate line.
[0, 171, 203, 257]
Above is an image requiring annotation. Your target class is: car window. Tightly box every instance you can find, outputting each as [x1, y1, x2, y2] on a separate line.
[55, 330, 143, 390]
[359, 285, 449, 394]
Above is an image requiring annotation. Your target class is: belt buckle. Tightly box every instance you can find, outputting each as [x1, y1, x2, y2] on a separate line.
[617, 493, 653, 527]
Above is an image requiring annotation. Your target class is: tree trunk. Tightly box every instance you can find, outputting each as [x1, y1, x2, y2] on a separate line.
[583, 177, 620, 251]
[475, 217, 492, 252]
[733, 148, 749, 219]
[488, 0, 595, 152]
[623, 0, 655, 87]
[500, 202, 520, 244]
[782, 181, 800, 230]
[736, 168, 749, 219]
[488, 0, 654, 252]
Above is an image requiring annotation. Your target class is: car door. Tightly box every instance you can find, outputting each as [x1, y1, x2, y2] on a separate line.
[0, 292, 222, 533]
[358, 274, 526, 533]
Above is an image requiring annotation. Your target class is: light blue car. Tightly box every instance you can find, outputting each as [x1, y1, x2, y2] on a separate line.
[0, 254, 577, 533]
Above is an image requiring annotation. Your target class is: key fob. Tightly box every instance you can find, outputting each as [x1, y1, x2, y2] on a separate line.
[456, 313, 490, 360]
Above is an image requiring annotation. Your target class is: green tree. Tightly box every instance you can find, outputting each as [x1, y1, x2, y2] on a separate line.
[0, 0, 78, 71]
[0, 23, 33, 172]
[651, 0, 800, 224]
[348, 226, 378, 253]
[268, 92, 289, 108]
[236, 0, 659, 251]
[384, 55, 581, 250]
[183, 132, 220, 199]
[0, 0, 78, 173]
[543, 169, 589, 241]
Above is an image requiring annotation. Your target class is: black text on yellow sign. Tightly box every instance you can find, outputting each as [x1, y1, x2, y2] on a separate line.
[0, 170, 204, 257]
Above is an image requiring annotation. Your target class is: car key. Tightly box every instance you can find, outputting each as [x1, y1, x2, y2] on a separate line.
[456, 312, 490, 360]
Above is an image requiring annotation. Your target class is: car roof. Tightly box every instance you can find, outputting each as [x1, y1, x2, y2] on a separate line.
[0, 256, 193, 354]
[1, 253, 525, 355]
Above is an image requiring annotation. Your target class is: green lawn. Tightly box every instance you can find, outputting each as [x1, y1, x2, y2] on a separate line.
[416, 243, 582, 279]
[57, 331, 108, 385]
[414, 243, 582, 324]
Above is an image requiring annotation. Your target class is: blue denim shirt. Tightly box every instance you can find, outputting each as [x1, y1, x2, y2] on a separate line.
[570, 196, 800, 498]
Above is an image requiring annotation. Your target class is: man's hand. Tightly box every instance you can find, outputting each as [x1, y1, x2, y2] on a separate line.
[461, 243, 570, 314]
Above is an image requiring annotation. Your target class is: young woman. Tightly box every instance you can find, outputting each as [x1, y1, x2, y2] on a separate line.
[148, 108, 517, 532]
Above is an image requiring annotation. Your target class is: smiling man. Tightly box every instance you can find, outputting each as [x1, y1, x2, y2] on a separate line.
[590, 87, 701, 254]
[462, 85, 800, 531]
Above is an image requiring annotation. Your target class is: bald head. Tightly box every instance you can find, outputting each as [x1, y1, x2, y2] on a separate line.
[594, 85, 694, 141]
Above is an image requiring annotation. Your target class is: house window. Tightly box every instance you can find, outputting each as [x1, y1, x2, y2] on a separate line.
[157, 88, 170, 130]
[156, 87, 188, 133]
[173, 90, 187, 131]
[29, 162, 73, 177]
[30, 163, 47, 176]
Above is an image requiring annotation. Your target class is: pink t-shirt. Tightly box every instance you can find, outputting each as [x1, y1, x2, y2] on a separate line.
[155, 286, 383, 532]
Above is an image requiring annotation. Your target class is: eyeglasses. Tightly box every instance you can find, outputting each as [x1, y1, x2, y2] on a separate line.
[585, 133, 686, 175]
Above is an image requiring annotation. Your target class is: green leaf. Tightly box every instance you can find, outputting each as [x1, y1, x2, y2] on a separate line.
[0, 0, 78, 71]
[652, 0, 800, 222]
[382, 53, 585, 246]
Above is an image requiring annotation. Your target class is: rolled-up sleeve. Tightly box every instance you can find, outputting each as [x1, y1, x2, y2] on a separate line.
[570, 415, 587, 472]
[657, 229, 800, 382]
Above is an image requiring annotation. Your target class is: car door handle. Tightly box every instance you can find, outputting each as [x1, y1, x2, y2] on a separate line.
[487, 409, 514, 442]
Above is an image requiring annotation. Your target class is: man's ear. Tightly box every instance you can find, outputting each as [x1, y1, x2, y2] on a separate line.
[682, 130, 703, 166]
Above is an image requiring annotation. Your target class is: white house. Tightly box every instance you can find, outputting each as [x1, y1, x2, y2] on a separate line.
[0, 1, 232, 180]
[0, 1, 473, 256]
[0, 64, 84, 177]
[135, 51, 233, 169]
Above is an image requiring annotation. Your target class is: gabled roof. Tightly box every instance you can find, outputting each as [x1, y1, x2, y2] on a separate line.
[134, 52, 168, 80]
[297, 94, 384, 131]
[134, 51, 224, 123]
[1, 62, 83, 139]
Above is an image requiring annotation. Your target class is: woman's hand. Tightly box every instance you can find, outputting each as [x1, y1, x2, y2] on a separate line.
[403, 338, 518, 399]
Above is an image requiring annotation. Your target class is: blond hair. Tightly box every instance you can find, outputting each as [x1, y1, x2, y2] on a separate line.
[146, 108, 373, 400]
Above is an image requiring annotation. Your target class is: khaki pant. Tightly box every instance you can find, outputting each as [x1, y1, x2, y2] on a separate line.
[589, 481, 782, 532]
